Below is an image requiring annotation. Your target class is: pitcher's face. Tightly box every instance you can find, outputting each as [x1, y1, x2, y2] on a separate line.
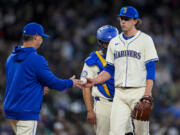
[120, 16, 137, 32]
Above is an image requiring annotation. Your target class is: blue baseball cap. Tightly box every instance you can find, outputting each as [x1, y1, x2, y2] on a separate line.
[118, 6, 139, 19]
[23, 22, 49, 38]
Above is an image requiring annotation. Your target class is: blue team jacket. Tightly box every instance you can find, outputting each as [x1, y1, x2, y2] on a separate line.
[3, 46, 73, 120]
[85, 51, 115, 98]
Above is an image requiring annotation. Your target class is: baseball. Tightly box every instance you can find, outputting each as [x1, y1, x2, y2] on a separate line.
[82, 78, 87, 84]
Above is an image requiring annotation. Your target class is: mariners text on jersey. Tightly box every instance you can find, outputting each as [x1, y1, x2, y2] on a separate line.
[114, 50, 141, 60]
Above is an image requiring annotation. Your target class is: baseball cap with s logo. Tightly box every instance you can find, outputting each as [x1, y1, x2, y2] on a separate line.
[118, 6, 139, 19]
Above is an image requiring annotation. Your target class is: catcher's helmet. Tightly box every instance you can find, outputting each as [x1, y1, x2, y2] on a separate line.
[97, 25, 119, 43]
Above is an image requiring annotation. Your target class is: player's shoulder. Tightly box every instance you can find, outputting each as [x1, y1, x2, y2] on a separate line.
[30, 52, 45, 61]
[139, 31, 153, 41]
[30, 52, 48, 66]
[110, 34, 120, 43]
[108, 34, 120, 47]
[84, 51, 98, 66]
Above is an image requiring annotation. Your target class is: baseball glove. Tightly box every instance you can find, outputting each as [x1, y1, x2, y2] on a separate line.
[131, 96, 153, 121]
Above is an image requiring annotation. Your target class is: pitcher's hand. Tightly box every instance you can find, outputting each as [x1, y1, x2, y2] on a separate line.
[83, 78, 95, 88]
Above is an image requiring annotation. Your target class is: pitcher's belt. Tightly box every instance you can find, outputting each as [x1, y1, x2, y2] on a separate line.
[120, 87, 134, 89]
[116, 87, 139, 90]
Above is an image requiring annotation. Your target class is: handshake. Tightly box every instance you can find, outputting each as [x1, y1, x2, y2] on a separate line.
[43, 77, 94, 96]
[43, 76, 95, 96]
[70, 75, 95, 89]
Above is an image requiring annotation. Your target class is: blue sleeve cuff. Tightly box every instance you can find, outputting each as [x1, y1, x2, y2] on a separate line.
[66, 79, 73, 88]
[104, 64, 114, 77]
[146, 61, 156, 80]
[145, 58, 159, 64]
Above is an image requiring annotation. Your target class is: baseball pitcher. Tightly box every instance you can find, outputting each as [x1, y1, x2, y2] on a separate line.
[84, 6, 158, 135]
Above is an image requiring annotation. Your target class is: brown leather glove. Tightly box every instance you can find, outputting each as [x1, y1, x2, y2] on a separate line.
[131, 96, 153, 121]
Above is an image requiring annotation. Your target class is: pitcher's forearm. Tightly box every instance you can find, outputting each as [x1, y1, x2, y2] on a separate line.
[144, 80, 154, 96]
[94, 71, 111, 84]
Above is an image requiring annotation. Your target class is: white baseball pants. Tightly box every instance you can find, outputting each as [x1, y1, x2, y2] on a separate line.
[94, 97, 133, 135]
[109, 87, 149, 135]
[7, 119, 38, 135]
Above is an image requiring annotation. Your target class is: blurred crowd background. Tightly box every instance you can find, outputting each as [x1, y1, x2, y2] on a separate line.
[0, 0, 180, 135]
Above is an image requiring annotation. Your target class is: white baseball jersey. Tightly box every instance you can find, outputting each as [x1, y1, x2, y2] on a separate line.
[106, 30, 159, 87]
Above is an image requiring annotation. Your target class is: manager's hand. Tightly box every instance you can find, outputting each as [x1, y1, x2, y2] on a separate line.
[71, 75, 84, 89]
[43, 86, 49, 95]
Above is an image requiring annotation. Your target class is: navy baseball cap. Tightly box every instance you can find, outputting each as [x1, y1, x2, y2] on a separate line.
[23, 22, 49, 38]
[118, 6, 139, 19]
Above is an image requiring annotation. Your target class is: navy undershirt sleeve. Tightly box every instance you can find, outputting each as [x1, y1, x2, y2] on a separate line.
[146, 61, 156, 80]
